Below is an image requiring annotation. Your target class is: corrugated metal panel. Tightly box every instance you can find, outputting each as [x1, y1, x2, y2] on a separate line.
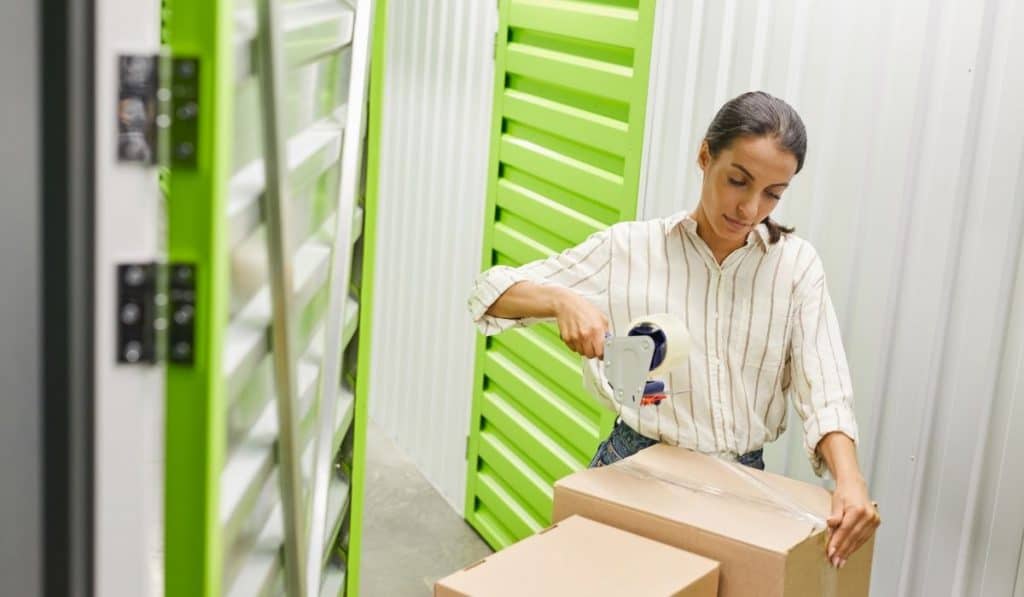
[463, 0, 657, 550]
[367, 0, 497, 513]
[639, 0, 1024, 594]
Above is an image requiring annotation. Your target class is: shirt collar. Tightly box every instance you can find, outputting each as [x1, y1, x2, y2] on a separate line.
[665, 209, 771, 252]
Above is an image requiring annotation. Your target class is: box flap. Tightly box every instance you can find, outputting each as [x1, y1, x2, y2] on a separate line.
[434, 515, 720, 597]
[555, 445, 831, 553]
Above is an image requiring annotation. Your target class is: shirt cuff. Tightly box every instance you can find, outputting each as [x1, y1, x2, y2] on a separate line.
[802, 403, 860, 478]
[467, 266, 533, 336]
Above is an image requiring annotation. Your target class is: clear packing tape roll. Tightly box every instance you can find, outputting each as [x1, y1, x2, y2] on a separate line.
[610, 454, 840, 597]
[633, 313, 690, 376]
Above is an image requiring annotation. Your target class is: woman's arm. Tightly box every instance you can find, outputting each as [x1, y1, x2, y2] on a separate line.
[817, 432, 881, 568]
[787, 247, 878, 567]
[486, 282, 609, 358]
[467, 227, 614, 358]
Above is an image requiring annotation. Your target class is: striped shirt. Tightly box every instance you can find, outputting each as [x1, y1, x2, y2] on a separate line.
[467, 210, 859, 477]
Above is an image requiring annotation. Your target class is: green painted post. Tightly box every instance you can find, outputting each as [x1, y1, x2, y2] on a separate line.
[163, 0, 234, 594]
[345, 0, 389, 593]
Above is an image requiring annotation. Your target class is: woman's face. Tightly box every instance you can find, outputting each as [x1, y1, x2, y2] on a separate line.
[697, 135, 798, 244]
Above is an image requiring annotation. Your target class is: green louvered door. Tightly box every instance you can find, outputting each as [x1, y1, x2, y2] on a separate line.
[163, 0, 373, 595]
[465, 0, 657, 549]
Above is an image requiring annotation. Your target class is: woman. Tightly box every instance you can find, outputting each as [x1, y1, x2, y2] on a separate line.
[467, 91, 879, 568]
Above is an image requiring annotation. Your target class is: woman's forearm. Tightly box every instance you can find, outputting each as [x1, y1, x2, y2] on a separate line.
[485, 281, 571, 320]
[817, 432, 864, 483]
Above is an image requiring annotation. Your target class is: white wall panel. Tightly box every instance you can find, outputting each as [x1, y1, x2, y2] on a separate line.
[93, 0, 165, 595]
[640, 0, 1024, 595]
[368, 0, 496, 514]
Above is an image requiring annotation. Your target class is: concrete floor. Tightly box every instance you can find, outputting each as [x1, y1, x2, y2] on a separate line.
[360, 420, 492, 596]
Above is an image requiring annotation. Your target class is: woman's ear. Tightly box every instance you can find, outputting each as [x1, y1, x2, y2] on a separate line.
[697, 140, 711, 172]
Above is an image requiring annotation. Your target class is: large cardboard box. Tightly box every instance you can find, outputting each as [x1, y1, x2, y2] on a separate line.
[434, 515, 720, 597]
[553, 445, 873, 597]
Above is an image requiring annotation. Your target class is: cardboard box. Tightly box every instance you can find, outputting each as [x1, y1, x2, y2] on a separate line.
[553, 445, 873, 597]
[434, 515, 720, 597]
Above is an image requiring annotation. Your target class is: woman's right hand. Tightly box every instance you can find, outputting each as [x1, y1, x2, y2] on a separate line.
[553, 289, 609, 359]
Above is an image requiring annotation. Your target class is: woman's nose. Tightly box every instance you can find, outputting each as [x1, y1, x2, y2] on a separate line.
[737, 198, 757, 221]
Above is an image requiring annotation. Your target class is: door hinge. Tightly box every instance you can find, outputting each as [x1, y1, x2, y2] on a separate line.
[117, 263, 158, 364]
[117, 55, 160, 164]
[115, 54, 199, 167]
[117, 262, 196, 366]
[166, 56, 200, 169]
[167, 263, 196, 364]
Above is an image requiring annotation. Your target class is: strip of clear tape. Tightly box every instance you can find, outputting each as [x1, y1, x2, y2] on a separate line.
[611, 456, 839, 597]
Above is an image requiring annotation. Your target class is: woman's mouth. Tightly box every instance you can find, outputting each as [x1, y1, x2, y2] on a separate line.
[723, 214, 750, 233]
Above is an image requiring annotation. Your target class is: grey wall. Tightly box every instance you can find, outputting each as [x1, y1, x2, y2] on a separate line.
[0, 0, 42, 595]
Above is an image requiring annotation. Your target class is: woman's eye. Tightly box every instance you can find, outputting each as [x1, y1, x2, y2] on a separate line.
[767, 192, 782, 200]
[728, 177, 745, 187]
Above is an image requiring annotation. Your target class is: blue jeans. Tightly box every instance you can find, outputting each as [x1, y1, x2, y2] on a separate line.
[589, 419, 766, 470]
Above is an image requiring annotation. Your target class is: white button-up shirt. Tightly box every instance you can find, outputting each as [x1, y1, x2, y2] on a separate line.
[468, 210, 859, 476]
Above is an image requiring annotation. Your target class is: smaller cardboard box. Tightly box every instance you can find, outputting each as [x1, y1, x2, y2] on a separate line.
[553, 445, 874, 597]
[434, 515, 720, 597]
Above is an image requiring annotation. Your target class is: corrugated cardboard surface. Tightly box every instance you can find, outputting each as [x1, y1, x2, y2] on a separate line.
[553, 445, 873, 597]
[434, 515, 720, 597]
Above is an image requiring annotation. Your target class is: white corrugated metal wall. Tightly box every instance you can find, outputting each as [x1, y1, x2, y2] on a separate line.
[368, 0, 497, 513]
[639, 0, 1024, 595]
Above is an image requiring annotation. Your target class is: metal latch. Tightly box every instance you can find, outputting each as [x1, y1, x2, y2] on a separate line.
[116, 262, 196, 366]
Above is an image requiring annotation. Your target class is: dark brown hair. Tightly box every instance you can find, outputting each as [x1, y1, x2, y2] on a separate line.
[703, 91, 806, 244]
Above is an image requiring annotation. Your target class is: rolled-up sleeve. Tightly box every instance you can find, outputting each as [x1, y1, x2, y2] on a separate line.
[467, 227, 613, 336]
[789, 252, 860, 477]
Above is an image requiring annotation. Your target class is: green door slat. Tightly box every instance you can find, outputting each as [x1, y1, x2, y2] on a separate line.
[467, 0, 655, 549]
[476, 465, 545, 539]
[496, 212, 575, 257]
[505, 43, 633, 103]
[469, 505, 516, 552]
[283, 6, 354, 67]
[491, 327, 601, 419]
[499, 136, 624, 209]
[502, 89, 628, 157]
[496, 179, 604, 244]
[509, 0, 639, 48]
[484, 352, 601, 455]
[480, 391, 580, 482]
[492, 222, 553, 265]
[503, 166, 619, 225]
[477, 429, 553, 523]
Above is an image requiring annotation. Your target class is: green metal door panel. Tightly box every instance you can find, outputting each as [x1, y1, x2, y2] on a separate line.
[163, 2, 234, 594]
[466, 0, 657, 550]
[164, 0, 372, 594]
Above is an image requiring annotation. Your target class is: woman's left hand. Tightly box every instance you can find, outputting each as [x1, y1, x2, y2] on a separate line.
[826, 476, 880, 568]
